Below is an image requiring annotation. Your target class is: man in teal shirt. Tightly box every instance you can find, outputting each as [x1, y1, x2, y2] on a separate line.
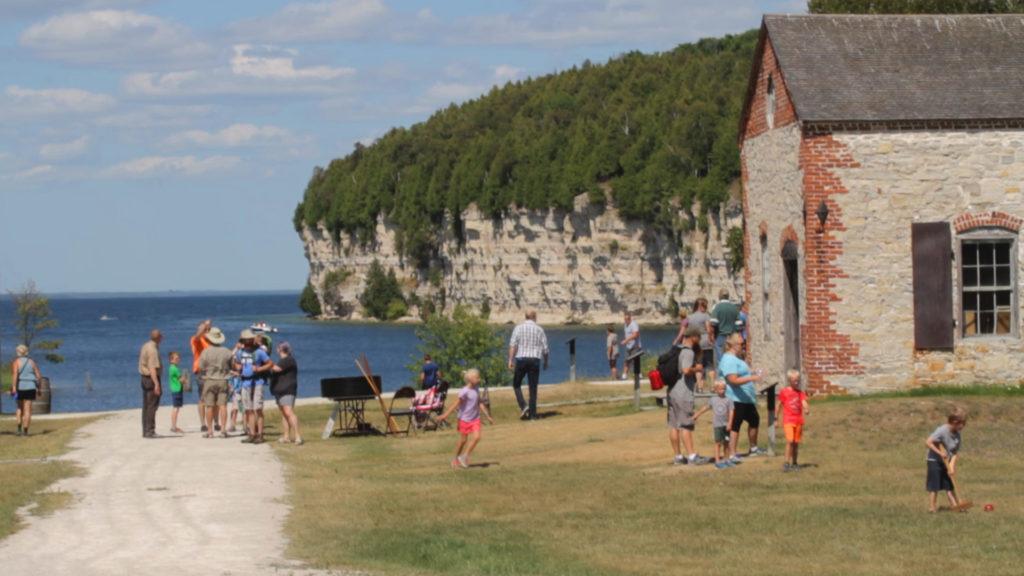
[710, 289, 740, 366]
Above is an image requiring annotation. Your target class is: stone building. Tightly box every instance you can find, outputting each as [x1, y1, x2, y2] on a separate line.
[740, 14, 1024, 393]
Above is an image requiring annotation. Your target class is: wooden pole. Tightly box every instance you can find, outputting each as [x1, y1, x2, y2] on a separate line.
[356, 354, 400, 434]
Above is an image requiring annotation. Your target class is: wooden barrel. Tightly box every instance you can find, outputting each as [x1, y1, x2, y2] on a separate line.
[32, 377, 52, 415]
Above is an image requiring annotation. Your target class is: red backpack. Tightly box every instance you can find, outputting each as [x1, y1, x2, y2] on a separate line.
[648, 369, 665, 391]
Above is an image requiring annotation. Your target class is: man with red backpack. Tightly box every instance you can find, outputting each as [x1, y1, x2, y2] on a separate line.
[668, 327, 711, 466]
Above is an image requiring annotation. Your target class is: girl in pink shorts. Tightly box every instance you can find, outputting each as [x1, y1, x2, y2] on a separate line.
[438, 368, 495, 469]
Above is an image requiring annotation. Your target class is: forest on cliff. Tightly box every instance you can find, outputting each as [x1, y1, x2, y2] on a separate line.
[294, 31, 759, 267]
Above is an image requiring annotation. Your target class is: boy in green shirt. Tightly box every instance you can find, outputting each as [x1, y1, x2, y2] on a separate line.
[168, 352, 186, 434]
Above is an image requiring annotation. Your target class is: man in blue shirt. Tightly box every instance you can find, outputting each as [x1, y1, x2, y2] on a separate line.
[717, 333, 764, 462]
[235, 330, 273, 444]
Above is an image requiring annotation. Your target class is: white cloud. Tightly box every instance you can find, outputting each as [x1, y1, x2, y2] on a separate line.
[103, 155, 240, 177]
[5, 85, 115, 116]
[13, 164, 56, 180]
[39, 135, 90, 160]
[231, 44, 354, 80]
[20, 9, 208, 66]
[166, 123, 297, 148]
[494, 65, 524, 83]
[122, 46, 355, 97]
[231, 0, 389, 43]
[1, 1, 146, 20]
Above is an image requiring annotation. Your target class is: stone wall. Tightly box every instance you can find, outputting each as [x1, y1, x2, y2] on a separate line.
[742, 123, 805, 386]
[829, 129, 1024, 391]
[302, 193, 744, 325]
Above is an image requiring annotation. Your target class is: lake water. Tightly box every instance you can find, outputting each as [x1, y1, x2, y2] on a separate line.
[0, 293, 676, 413]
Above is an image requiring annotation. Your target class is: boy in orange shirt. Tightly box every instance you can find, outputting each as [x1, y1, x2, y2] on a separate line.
[777, 369, 809, 472]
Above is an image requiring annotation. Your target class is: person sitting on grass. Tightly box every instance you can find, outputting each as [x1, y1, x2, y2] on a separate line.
[437, 368, 494, 469]
[11, 344, 42, 437]
[668, 327, 710, 466]
[709, 380, 735, 469]
[925, 408, 967, 513]
[167, 352, 186, 434]
[777, 369, 809, 472]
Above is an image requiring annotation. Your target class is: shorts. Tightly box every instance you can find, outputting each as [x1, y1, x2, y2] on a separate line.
[202, 381, 229, 407]
[171, 391, 184, 408]
[701, 349, 715, 371]
[231, 388, 242, 408]
[730, 402, 760, 432]
[241, 385, 264, 411]
[458, 418, 481, 435]
[713, 426, 728, 443]
[275, 394, 296, 408]
[667, 393, 695, 430]
[926, 459, 953, 492]
[608, 356, 619, 369]
[16, 389, 37, 402]
[195, 376, 204, 399]
[784, 423, 803, 444]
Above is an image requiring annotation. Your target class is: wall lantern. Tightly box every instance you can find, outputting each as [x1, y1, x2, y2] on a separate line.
[815, 200, 829, 231]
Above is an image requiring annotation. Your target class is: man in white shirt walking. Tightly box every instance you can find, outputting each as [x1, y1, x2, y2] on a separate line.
[508, 310, 549, 420]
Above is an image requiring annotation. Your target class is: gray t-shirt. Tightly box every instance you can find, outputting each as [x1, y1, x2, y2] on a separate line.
[709, 395, 734, 428]
[927, 424, 961, 462]
[688, 311, 712, 350]
[606, 333, 619, 359]
[673, 347, 697, 400]
[624, 321, 641, 351]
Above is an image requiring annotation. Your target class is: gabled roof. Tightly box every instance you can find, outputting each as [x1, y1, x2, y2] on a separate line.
[748, 14, 1024, 124]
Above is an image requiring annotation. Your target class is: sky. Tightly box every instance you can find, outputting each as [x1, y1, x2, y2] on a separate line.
[0, 0, 805, 294]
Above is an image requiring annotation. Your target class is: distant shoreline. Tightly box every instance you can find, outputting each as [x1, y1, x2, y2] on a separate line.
[0, 289, 302, 301]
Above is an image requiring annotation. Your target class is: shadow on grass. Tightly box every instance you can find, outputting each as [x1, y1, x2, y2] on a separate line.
[466, 462, 499, 469]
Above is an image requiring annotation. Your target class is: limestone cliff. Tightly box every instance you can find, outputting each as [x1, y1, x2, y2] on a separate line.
[301, 194, 744, 324]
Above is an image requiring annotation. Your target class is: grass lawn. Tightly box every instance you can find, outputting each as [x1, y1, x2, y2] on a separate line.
[0, 414, 97, 538]
[267, 383, 1024, 576]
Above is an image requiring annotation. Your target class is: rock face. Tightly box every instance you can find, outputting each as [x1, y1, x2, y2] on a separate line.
[301, 193, 744, 325]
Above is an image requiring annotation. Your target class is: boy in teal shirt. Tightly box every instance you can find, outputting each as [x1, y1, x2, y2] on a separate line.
[168, 352, 185, 434]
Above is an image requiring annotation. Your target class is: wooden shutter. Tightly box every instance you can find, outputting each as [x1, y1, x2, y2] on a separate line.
[911, 222, 954, 350]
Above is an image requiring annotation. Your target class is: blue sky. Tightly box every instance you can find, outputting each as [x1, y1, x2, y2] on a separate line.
[0, 0, 804, 293]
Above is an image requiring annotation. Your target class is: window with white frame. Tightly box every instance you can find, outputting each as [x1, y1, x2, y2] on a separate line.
[960, 232, 1016, 337]
[765, 75, 776, 129]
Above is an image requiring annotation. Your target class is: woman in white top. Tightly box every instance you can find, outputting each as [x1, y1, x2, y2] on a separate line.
[11, 344, 42, 437]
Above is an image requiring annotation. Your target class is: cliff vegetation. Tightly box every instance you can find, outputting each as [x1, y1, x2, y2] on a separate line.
[294, 31, 759, 267]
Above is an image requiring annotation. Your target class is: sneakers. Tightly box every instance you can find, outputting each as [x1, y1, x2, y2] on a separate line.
[16, 425, 23, 437]
[748, 447, 765, 457]
[201, 425, 208, 433]
[519, 407, 530, 420]
[728, 455, 743, 465]
[722, 459, 737, 468]
[687, 455, 711, 466]
[783, 463, 793, 472]
[673, 455, 687, 466]
[715, 461, 730, 470]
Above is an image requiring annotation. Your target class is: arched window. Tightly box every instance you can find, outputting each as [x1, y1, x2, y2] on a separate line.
[765, 75, 776, 129]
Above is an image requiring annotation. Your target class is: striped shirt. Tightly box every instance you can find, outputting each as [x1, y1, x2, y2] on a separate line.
[510, 320, 549, 360]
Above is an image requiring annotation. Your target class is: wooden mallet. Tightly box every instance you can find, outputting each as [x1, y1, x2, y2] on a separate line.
[944, 458, 973, 512]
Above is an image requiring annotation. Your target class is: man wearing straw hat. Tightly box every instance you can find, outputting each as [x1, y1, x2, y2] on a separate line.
[198, 326, 233, 438]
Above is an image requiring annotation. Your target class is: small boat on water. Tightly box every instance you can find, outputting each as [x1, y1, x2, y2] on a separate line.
[99, 314, 117, 321]
[249, 321, 279, 333]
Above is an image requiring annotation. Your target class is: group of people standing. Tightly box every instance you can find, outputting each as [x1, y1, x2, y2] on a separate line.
[137, 321, 302, 445]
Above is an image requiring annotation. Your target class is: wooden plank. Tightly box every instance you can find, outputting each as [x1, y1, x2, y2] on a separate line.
[911, 222, 954, 350]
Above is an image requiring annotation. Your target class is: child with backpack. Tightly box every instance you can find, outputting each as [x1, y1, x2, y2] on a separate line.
[437, 368, 494, 469]
[777, 369, 809, 472]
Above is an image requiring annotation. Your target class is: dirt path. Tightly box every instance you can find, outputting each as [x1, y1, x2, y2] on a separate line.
[0, 409, 353, 576]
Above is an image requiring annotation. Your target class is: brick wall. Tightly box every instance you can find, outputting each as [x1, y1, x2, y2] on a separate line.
[798, 133, 864, 394]
[742, 38, 798, 142]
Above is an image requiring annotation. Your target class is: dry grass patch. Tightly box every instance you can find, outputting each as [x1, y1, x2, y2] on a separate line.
[0, 415, 97, 538]
[272, 387, 1024, 576]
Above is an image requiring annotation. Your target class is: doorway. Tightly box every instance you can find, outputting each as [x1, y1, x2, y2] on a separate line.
[782, 241, 801, 371]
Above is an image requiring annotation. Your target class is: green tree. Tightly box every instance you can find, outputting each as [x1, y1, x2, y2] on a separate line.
[808, 0, 1024, 13]
[10, 280, 63, 364]
[408, 305, 507, 388]
[299, 280, 322, 317]
[359, 260, 407, 321]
